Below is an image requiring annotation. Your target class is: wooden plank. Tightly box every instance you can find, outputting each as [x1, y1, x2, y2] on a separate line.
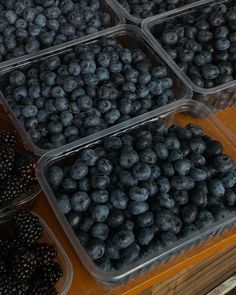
[207, 274, 236, 295]
[139, 243, 236, 295]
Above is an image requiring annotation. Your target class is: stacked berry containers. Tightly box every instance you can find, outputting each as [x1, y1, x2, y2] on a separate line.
[0, 211, 73, 294]
[110, 0, 213, 25]
[0, 25, 192, 156]
[143, 0, 236, 112]
[0, 0, 125, 69]
[36, 100, 236, 286]
[0, 113, 41, 215]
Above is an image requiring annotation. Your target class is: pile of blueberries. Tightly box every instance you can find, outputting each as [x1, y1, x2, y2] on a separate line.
[48, 122, 236, 271]
[0, 0, 112, 62]
[118, 0, 196, 19]
[4, 38, 174, 150]
[158, 2, 236, 88]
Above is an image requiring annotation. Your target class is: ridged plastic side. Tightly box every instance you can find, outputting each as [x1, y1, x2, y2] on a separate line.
[142, 0, 236, 112]
[36, 100, 236, 286]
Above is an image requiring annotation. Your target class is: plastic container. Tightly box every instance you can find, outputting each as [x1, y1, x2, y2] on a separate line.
[0, 212, 73, 295]
[36, 100, 236, 286]
[0, 113, 41, 215]
[142, 0, 236, 112]
[0, 24, 192, 157]
[110, 0, 213, 26]
[0, 0, 125, 70]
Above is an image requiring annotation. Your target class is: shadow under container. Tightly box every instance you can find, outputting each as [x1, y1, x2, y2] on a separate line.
[36, 100, 236, 286]
[0, 24, 192, 157]
[0, 212, 73, 295]
[110, 0, 213, 26]
[142, 0, 236, 112]
[0, 0, 125, 70]
[0, 113, 41, 215]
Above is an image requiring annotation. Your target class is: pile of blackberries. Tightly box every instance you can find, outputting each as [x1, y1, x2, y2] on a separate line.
[118, 0, 196, 19]
[0, 210, 63, 295]
[158, 2, 236, 88]
[4, 38, 174, 150]
[0, 0, 112, 62]
[48, 122, 236, 271]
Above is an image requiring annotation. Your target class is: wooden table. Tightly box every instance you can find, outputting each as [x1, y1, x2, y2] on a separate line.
[16, 106, 236, 295]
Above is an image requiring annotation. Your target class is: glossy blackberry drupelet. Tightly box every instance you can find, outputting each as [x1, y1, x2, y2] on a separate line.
[5, 37, 174, 151]
[0, 0, 112, 62]
[158, 2, 236, 88]
[49, 122, 236, 271]
[118, 0, 196, 19]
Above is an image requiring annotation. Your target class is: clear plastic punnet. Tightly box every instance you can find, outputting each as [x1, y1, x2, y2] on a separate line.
[110, 0, 213, 26]
[142, 0, 236, 112]
[0, 0, 125, 70]
[0, 113, 41, 215]
[0, 25, 192, 156]
[36, 100, 236, 286]
[0, 212, 73, 295]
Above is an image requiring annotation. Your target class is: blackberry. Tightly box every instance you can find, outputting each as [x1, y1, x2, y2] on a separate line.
[36, 261, 63, 286]
[0, 276, 29, 295]
[30, 282, 58, 295]
[33, 243, 57, 266]
[13, 210, 43, 245]
[11, 248, 37, 282]
[0, 257, 6, 275]
[16, 151, 36, 186]
[0, 145, 15, 180]
[0, 238, 19, 258]
[0, 130, 16, 147]
[0, 175, 25, 206]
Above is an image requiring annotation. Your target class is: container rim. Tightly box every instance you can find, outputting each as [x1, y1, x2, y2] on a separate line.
[35, 99, 236, 285]
[142, 0, 236, 95]
[0, 24, 192, 157]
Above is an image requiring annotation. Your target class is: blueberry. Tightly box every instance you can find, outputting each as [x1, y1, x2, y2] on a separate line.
[96, 158, 113, 175]
[195, 210, 215, 229]
[57, 193, 71, 214]
[224, 189, 236, 206]
[190, 188, 207, 208]
[132, 163, 151, 181]
[155, 209, 175, 232]
[172, 190, 189, 206]
[165, 136, 180, 150]
[120, 243, 140, 265]
[120, 171, 138, 187]
[110, 190, 128, 209]
[80, 149, 99, 167]
[77, 95, 93, 111]
[181, 224, 198, 237]
[105, 240, 120, 260]
[128, 201, 149, 215]
[129, 186, 149, 202]
[213, 154, 234, 173]
[91, 190, 109, 204]
[209, 179, 225, 199]
[189, 168, 207, 182]
[91, 205, 109, 223]
[171, 176, 195, 191]
[67, 210, 80, 228]
[104, 109, 120, 124]
[160, 231, 177, 247]
[136, 228, 154, 246]
[162, 30, 178, 46]
[174, 159, 191, 176]
[90, 223, 109, 241]
[136, 211, 154, 228]
[70, 161, 88, 180]
[119, 150, 139, 169]
[79, 217, 94, 233]
[107, 210, 125, 228]
[156, 176, 170, 193]
[86, 239, 105, 260]
[10, 71, 26, 86]
[48, 166, 64, 188]
[189, 138, 206, 154]
[61, 177, 77, 192]
[157, 193, 175, 209]
[181, 205, 198, 224]
[153, 143, 168, 160]
[113, 230, 135, 249]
